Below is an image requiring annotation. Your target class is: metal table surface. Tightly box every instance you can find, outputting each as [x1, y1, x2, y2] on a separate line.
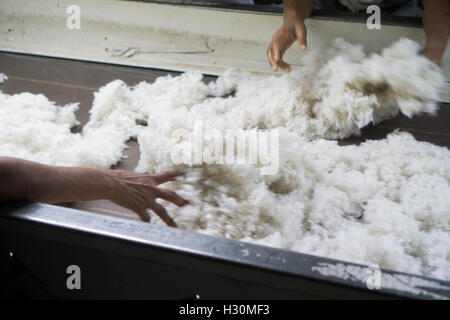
[0, 52, 449, 299]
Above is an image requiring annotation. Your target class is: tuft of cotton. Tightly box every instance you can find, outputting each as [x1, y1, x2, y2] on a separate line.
[0, 39, 448, 279]
[154, 131, 450, 280]
[0, 73, 8, 83]
[0, 87, 129, 168]
[132, 39, 449, 279]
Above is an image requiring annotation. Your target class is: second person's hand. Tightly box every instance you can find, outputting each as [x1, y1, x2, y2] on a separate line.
[267, 0, 314, 72]
[267, 17, 307, 72]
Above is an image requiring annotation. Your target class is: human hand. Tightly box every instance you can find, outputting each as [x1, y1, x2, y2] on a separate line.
[107, 170, 188, 227]
[267, 17, 308, 72]
[420, 46, 442, 67]
[420, 0, 449, 67]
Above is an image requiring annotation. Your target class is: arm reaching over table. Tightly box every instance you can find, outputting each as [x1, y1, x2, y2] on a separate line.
[0, 157, 187, 227]
[421, 0, 450, 66]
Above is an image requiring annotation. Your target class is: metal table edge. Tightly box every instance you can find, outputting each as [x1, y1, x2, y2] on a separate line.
[0, 201, 448, 300]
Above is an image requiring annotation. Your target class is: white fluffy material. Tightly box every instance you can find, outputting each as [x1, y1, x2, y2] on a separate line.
[0, 38, 448, 279]
[0, 73, 7, 83]
[0, 88, 129, 167]
[166, 132, 450, 280]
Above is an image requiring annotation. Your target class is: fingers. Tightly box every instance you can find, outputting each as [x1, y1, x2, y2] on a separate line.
[137, 208, 151, 223]
[155, 187, 188, 207]
[278, 60, 291, 72]
[296, 23, 307, 51]
[268, 44, 284, 72]
[268, 44, 291, 72]
[272, 43, 282, 72]
[267, 28, 284, 72]
[273, 43, 281, 63]
[151, 171, 184, 185]
[149, 202, 178, 228]
[267, 46, 277, 72]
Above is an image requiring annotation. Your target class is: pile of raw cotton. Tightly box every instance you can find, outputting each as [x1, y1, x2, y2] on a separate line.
[0, 38, 448, 280]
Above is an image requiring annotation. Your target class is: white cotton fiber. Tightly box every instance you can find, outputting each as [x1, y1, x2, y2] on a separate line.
[0, 86, 129, 167]
[131, 39, 449, 279]
[0, 73, 8, 83]
[0, 38, 448, 279]
[156, 131, 450, 280]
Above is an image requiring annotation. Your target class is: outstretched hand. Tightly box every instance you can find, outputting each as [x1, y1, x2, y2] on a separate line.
[108, 170, 188, 227]
[267, 17, 308, 72]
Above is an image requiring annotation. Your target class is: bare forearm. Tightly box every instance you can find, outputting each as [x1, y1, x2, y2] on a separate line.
[0, 157, 114, 204]
[0, 157, 187, 226]
[422, 0, 450, 64]
[283, 0, 314, 21]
